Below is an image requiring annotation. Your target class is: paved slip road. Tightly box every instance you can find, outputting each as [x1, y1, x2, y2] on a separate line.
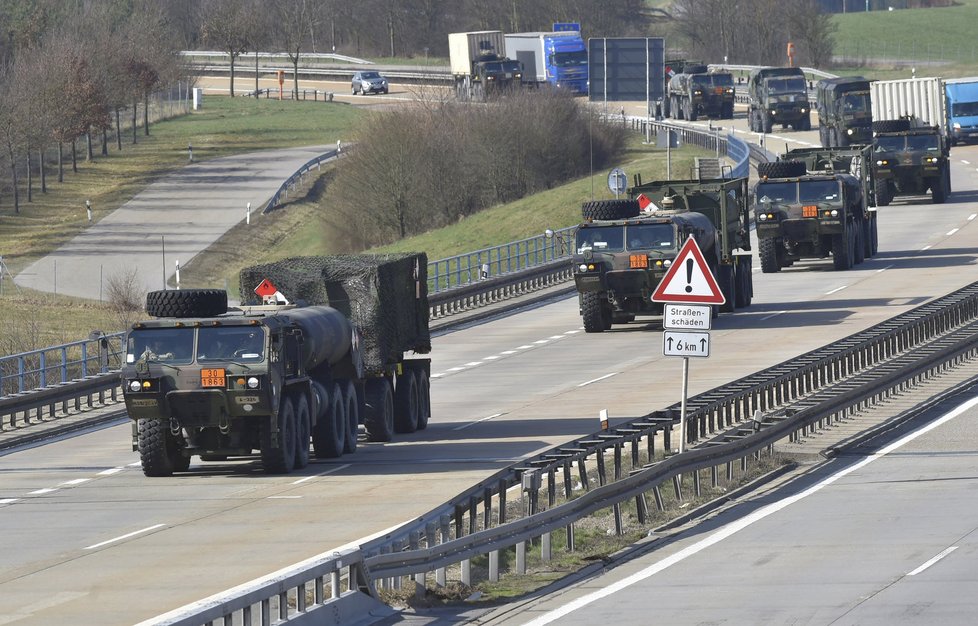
[14, 145, 333, 299]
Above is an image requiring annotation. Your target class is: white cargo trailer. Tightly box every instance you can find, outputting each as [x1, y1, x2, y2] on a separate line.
[870, 76, 948, 138]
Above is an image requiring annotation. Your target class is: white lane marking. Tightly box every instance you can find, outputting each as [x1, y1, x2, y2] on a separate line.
[97, 467, 126, 476]
[28, 488, 58, 495]
[524, 394, 978, 626]
[566, 329, 582, 335]
[761, 311, 786, 321]
[464, 361, 482, 367]
[446, 367, 465, 372]
[84, 524, 166, 550]
[0, 499, 20, 505]
[516, 345, 533, 350]
[549, 335, 565, 340]
[453, 413, 504, 431]
[961, 160, 971, 165]
[430, 373, 446, 379]
[484, 355, 501, 360]
[826, 286, 848, 295]
[533, 340, 550, 345]
[59, 479, 91, 486]
[968, 213, 977, 221]
[500, 350, 517, 355]
[922, 245, 932, 251]
[578, 372, 618, 387]
[876, 265, 893, 273]
[127, 462, 141, 468]
[291, 464, 351, 484]
[908, 546, 958, 576]
[947, 228, 959, 236]
[268, 496, 302, 499]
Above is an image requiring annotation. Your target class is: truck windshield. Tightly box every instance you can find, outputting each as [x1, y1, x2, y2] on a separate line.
[576, 226, 624, 253]
[553, 50, 587, 67]
[952, 101, 978, 117]
[907, 134, 941, 151]
[127, 328, 194, 365]
[693, 74, 733, 90]
[198, 327, 265, 362]
[767, 77, 807, 94]
[841, 93, 870, 112]
[626, 224, 675, 250]
[798, 180, 840, 203]
[874, 136, 906, 151]
[756, 182, 796, 204]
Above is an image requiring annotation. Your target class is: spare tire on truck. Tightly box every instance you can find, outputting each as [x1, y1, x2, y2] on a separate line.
[872, 119, 911, 133]
[145, 289, 228, 318]
[756, 160, 807, 179]
[581, 199, 640, 221]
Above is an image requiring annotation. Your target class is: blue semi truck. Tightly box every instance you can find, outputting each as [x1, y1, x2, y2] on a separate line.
[945, 78, 978, 146]
[504, 31, 588, 94]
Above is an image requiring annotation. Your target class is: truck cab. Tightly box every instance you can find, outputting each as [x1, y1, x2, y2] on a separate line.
[945, 79, 978, 145]
[748, 67, 812, 132]
[871, 119, 950, 205]
[816, 76, 873, 147]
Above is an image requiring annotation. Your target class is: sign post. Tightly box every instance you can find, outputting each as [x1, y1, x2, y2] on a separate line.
[652, 237, 725, 453]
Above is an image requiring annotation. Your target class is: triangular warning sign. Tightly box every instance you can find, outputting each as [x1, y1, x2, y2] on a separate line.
[254, 279, 279, 297]
[651, 237, 726, 305]
[636, 193, 656, 212]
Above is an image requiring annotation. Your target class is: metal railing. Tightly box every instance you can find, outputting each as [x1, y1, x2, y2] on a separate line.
[147, 278, 978, 625]
[263, 148, 342, 213]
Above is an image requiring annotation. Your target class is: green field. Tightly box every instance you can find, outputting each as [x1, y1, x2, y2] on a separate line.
[833, 1, 978, 78]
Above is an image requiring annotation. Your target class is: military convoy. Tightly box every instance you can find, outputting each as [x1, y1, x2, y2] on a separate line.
[754, 146, 878, 273]
[121, 254, 432, 476]
[665, 62, 736, 121]
[569, 177, 753, 332]
[747, 66, 812, 133]
[816, 76, 873, 147]
[871, 118, 951, 205]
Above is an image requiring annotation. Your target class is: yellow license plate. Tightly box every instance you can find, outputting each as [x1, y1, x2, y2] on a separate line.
[201, 368, 226, 388]
[802, 205, 818, 218]
[629, 254, 649, 268]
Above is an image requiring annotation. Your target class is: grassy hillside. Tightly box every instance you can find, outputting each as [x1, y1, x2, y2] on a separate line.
[833, 2, 978, 79]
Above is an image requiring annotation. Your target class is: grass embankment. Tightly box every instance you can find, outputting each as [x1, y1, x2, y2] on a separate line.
[2, 94, 711, 343]
[833, 1, 978, 79]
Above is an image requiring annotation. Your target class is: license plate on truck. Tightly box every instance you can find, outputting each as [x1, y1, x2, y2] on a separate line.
[201, 368, 226, 388]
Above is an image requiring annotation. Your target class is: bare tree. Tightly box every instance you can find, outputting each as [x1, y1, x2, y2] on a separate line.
[200, 0, 261, 97]
[270, 0, 323, 100]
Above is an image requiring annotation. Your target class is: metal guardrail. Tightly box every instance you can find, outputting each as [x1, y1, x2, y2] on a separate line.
[262, 149, 342, 213]
[149, 278, 978, 625]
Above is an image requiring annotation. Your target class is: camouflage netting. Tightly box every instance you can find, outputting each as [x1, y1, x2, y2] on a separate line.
[240, 254, 431, 371]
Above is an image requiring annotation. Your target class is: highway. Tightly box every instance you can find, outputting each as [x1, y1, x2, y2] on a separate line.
[501, 393, 978, 626]
[2, 81, 978, 624]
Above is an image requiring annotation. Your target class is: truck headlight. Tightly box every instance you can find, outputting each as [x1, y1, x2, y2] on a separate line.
[800, 108, 807, 113]
[247, 377, 260, 389]
[129, 380, 142, 392]
[876, 159, 888, 166]
[954, 122, 961, 129]
[847, 128, 854, 135]
[758, 213, 768, 221]
[579, 264, 588, 272]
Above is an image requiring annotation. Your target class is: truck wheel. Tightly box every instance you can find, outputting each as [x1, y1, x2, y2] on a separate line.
[931, 172, 948, 204]
[342, 380, 359, 453]
[870, 217, 879, 255]
[415, 370, 430, 431]
[832, 231, 853, 271]
[675, 96, 684, 120]
[581, 199, 640, 220]
[763, 113, 773, 134]
[313, 384, 345, 458]
[394, 370, 420, 434]
[757, 160, 806, 179]
[364, 378, 394, 442]
[685, 101, 697, 122]
[261, 398, 297, 474]
[581, 292, 610, 333]
[873, 119, 911, 133]
[735, 258, 753, 308]
[294, 393, 311, 469]
[145, 289, 227, 318]
[873, 177, 891, 207]
[801, 116, 811, 131]
[718, 265, 736, 313]
[138, 418, 181, 477]
[758, 238, 781, 274]
[722, 102, 734, 119]
[854, 222, 865, 264]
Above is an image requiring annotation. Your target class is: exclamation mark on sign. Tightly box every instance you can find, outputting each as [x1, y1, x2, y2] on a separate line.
[685, 258, 694, 293]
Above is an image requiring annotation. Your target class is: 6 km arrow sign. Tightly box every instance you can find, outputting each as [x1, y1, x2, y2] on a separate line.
[663, 330, 711, 358]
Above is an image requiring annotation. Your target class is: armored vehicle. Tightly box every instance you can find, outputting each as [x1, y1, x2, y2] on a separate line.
[747, 67, 811, 133]
[816, 76, 873, 147]
[754, 146, 878, 273]
[871, 118, 951, 205]
[667, 66, 735, 121]
[121, 254, 432, 476]
[569, 177, 753, 333]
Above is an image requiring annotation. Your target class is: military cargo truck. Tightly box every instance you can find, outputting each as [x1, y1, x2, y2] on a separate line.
[449, 30, 523, 101]
[754, 146, 878, 273]
[871, 118, 951, 205]
[121, 254, 432, 476]
[747, 67, 811, 133]
[569, 177, 753, 333]
[816, 76, 873, 148]
[667, 66, 735, 121]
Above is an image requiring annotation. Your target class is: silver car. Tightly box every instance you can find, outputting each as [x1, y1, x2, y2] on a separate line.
[352, 70, 389, 95]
